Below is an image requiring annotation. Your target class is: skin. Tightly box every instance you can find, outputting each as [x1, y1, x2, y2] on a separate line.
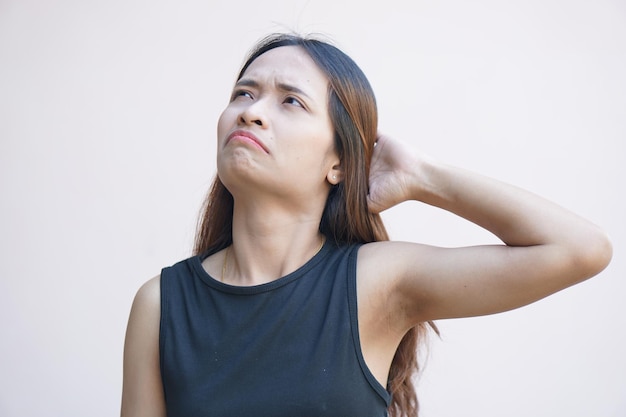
[212, 46, 341, 285]
[121, 46, 612, 416]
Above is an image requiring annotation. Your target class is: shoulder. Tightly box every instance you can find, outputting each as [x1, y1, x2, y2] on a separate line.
[133, 275, 161, 309]
[356, 242, 417, 300]
[356, 241, 441, 328]
[122, 275, 166, 416]
[357, 241, 436, 280]
[124, 275, 161, 362]
[128, 275, 162, 330]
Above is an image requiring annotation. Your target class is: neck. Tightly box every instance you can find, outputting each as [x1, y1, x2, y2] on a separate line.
[226, 196, 326, 285]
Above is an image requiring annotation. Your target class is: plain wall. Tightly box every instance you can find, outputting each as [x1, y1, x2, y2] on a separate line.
[1, 0, 624, 416]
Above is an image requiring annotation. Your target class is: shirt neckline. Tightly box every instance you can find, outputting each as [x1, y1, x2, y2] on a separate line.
[190, 240, 333, 295]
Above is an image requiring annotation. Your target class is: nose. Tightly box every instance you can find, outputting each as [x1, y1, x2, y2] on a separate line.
[238, 100, 267, 128]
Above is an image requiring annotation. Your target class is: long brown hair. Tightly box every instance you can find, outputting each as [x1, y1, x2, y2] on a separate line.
[194, 33, 435, 417]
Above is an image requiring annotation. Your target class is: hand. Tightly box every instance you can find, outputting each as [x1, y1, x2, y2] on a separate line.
[367, 134, 425, 214]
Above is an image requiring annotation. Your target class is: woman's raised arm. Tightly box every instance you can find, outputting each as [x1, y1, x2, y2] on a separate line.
[363, 134, 613, 325]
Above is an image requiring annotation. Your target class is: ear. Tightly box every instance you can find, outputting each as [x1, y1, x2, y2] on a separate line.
[327, 162, 344, 185]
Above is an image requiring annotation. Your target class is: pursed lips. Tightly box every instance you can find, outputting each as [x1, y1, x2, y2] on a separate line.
[227, 130, 269, 153]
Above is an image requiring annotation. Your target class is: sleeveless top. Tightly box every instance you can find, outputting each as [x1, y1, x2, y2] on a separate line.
[159, 241, 391, 417]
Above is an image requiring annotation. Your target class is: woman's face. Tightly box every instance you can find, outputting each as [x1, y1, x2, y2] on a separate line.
[217, 45, 339, 201]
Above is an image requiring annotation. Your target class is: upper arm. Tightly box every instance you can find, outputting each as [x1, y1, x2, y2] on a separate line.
[121, 275, 166, 417]
[359, 238, 610, 327]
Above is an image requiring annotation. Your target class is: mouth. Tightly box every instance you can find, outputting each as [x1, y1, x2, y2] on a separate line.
[226, 130, 269, 153]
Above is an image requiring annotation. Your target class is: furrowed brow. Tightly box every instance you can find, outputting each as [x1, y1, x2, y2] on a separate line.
[276, 82, 312, 100]
[235, 78, 314, 102]
[234, 78, 259, 89]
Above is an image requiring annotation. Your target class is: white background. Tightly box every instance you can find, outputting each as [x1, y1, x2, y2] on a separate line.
[1, 1, 625, 416]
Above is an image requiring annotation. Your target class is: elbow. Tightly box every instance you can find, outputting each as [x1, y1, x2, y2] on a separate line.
[574, 226, 613, 280]
[594, 229, 613, 273]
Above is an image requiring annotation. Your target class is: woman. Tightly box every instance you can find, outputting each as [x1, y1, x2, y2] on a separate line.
[121, 33, 612, 417]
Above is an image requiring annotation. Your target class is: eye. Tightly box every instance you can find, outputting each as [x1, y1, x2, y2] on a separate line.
[283, 96, 304, 108]
[231, 89, 253, 101]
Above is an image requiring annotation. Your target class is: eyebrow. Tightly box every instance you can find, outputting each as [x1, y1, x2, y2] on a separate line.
[235, 78, 314, 101]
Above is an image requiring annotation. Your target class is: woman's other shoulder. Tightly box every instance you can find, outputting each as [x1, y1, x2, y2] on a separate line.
[121, 275, 165, 417]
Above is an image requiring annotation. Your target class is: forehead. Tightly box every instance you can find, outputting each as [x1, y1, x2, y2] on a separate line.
[240, 46, 329, 95]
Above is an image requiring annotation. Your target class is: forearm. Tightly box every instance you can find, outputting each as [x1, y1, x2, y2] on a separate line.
[414, 159, 611, 266]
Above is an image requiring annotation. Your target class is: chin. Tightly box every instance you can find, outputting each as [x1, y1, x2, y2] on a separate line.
[218, 161, 262, 194]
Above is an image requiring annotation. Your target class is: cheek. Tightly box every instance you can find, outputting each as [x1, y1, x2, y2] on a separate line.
[217, 109, 234, 145]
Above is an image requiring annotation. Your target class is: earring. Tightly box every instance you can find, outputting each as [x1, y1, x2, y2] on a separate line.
[332, 175, 337, 180]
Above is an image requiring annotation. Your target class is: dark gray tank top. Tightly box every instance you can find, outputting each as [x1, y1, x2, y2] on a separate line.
[159, 241, 391, 417]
